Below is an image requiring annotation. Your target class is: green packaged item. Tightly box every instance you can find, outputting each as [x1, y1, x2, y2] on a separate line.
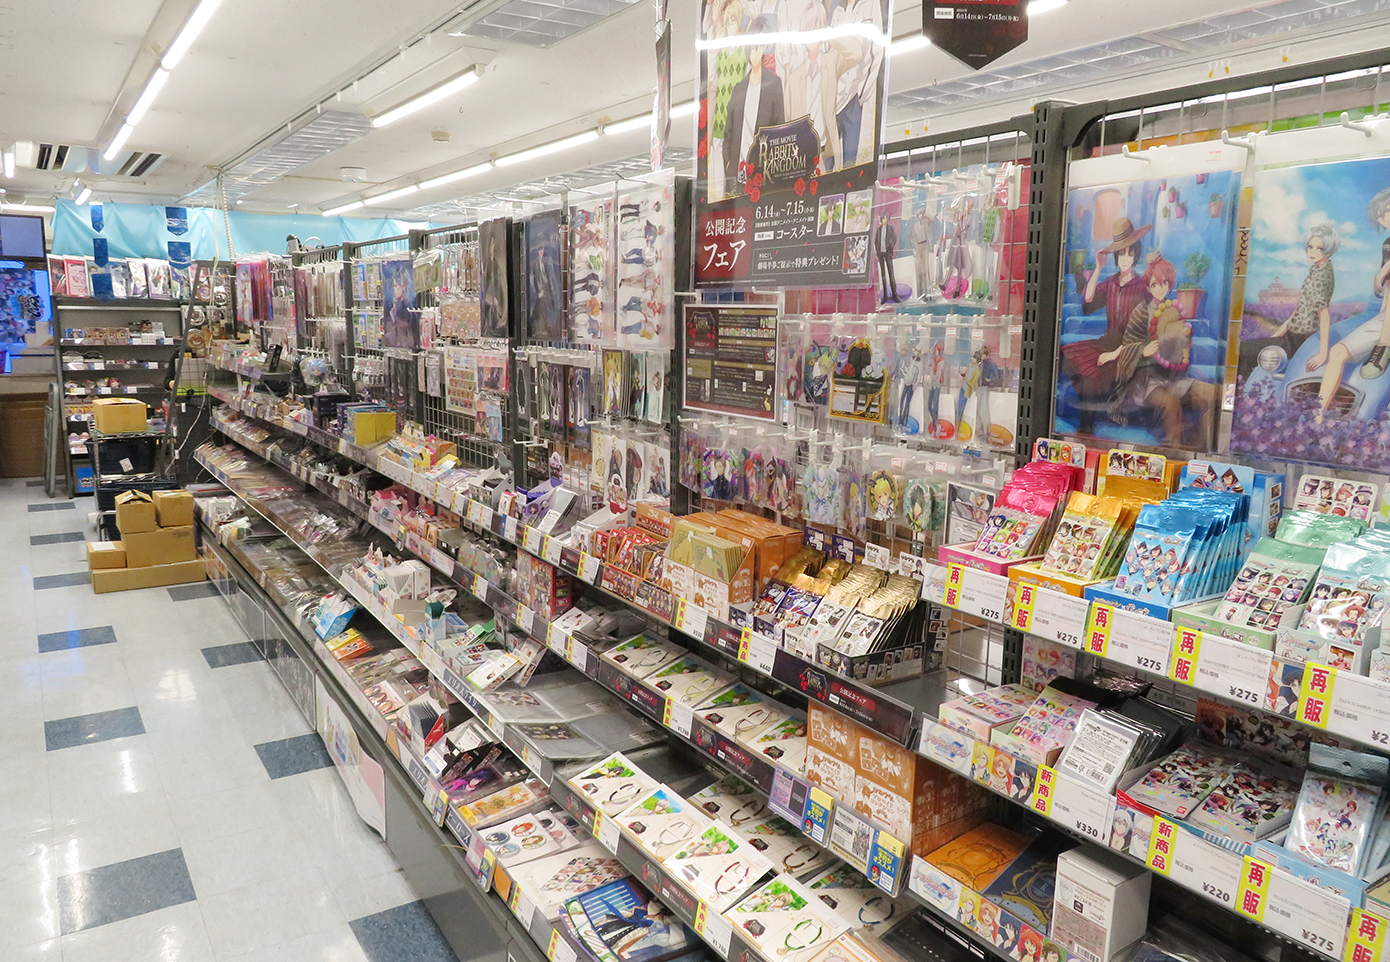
[1277, 509, 1365, 548]
[1298, 539, 1390, 645]
[1215, 538, 1325, 630]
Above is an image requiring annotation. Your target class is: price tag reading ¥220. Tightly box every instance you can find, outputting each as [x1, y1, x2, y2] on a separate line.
[1105, 608, 1174, 676]
[1194, 633, 1272, 708]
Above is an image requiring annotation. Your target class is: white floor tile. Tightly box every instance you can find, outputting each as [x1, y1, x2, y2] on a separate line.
[50, 790, 179, 876]
[168, 781, 288, 846]
[58, 901, 215, 962]
[222, 920, 371, 962]
[0, 870, 61, 954]
[198, 869, 345, 959]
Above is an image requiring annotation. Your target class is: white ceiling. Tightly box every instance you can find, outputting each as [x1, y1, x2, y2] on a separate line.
[2, 0, 1389, 231]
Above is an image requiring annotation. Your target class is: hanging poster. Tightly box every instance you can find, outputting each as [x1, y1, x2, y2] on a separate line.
[1054, 164, 1241, 449]
[479, 217, 511, 338]
[1231, 156, 1390, 471]
[922, 1, 1028, 71]
[0, 265, 48, 344]
[695, 0, 891, 288]
[683, 303, 779, 419]
[524, 209, 564, 341]
[380, 256, 418, 350]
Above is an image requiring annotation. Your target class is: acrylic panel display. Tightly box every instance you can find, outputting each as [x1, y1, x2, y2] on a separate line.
[479, 217, 511, 339]
[525, 209, 565, 342]
[1054, 167, 1241, 449]
[616, 177, 675, 350]
[380, 257, 418, 350]
[571, 197, 614, 344]
[1231, 155, 1390, 471]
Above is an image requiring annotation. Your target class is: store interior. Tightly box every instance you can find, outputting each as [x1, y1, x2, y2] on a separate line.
[5, 3, 1390, 962]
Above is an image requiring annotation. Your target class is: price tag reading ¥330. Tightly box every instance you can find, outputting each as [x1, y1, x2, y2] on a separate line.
[1049, 774, 1115, 844]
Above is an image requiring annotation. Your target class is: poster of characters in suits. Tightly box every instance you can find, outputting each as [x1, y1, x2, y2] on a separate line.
[1054, 166, 1241, 449]
[695, 0, 890, 288]
[1231, 156, 1390, 471]
[380, 257, 418, 350]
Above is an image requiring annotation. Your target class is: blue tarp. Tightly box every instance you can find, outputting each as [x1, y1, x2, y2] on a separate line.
[51, 199, 438, 260]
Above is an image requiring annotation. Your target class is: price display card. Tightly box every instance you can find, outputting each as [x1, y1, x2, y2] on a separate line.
[1193, 633, 1272, 709]
[1023, 585, 1090, 648]
[664, 698, 695, 738]
[868, 832, 906, 895]
[1263, 867, 1351, 959]
[693, 902, 734, 956]
[548, 931, 579, 962]
[578, 553, 602, 583]
[525, 526, 545, 555]
[1164, 828, 1244, 910]
[827, 805, 875, 873]
[674, 600, 710, 641]
[543, 536, 564, 566]
[739, 630, 778, 675]
[1048, 773, 1116, 845]
[1322, 670, 1390, 747]
[943, 565, 1010, 622]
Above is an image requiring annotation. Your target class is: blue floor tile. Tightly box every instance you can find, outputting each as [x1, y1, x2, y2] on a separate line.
[45, 706, 145, 751]
[253, 732, 334, 779]
[39, 625, 118, 653]
[57, 848, 196, 934]
[351, 901, 460, 962]
[31, 530, 86, 545]
[34, 571, 91, 590]
[202, 641, 265, 668]
[28, 501, 76, 511]
[167, 582, 220, 601]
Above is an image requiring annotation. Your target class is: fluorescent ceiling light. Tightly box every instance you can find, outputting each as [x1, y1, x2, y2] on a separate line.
[127, 69, 170, 126]
[103, 123, 134, 161]
[75, 187, 92, 206]
[2, 152, 14, 178]
[363, 184, 419, 206]
[495, 130, 600, 167]
[322, 200, 364, 216]
[0, 203, 55, 212]
[604, 114, 652, 136]
[1027, 0, 1067, 14]
[372, 68, 481, 127]
[419, 162, 493, 190]
[671, 100, 697, 118]
[162, 0, 223, 69]
[889, 34, 930, 56]
[697, 23, 889, 51]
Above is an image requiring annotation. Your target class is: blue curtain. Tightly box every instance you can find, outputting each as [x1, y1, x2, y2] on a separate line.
[51, 200, 442, 260]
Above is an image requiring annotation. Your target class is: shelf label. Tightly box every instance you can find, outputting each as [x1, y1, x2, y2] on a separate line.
[578, 553, 601, 583]
[667, 700, 694, 738]
[466, 499, 483, 525]
[548, 932, 577, 962]
[426, 546, 453, 575]
[1345, 910, 1389, 962]
[1236, 855, 1274, 921]
[1168, 832, 1243, 909]
[1320, 670, 1390, 746]
[547, 623, 568, 656]
[1169, 627, 1203, 685]
[1105, 608, 1174, 675]
[514, 888, 536, 932]
[593, 810, 621, 854]
[1146, 816, 1177, 875]
[525, 526, 545, 555]
[674, 600, 709, 640]
[1083, 602, 1113, 655]
[502, 516, 519, 542]
[1030, 765, 1057, 817]
[694, 901, 733, 956]
[1029, 588, 1089, 648]
[567, 639, 590, 670]
[1194, 633, 1272, 709]
[1050, 774, 1114, 844]
[739, 631, 777, 674]
[1265, 868, 1350, 959]
[517, 605, 536, 637]
[941, 565, 1009, 622]
[862, 542, 890, 568]
[477, 504, 494, 530]
[543, 536, 563, 566]
[472, 578, 489, 602]
[1011, 582, 1037, 633]
[1299, 662, 1337, 730]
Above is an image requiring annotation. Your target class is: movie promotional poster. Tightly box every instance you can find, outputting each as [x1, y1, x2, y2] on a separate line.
[1054, 167, 1242, 449]
[1231, 156, 1390, 471]
[694, 0, 890, 288]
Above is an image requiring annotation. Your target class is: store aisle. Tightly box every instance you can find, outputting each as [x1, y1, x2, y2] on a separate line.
[1, 480, 461, 962]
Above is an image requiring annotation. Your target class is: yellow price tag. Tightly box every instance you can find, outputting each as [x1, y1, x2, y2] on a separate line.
[1084, 602, 1114, 656]
[1030, 765, 1057, 816]
[1236, 855, 1274, 921]
[591, 810, 606, 839]
[1169, 627, 1202, 685]
[662, 698, 674, 726]
[1346, 909, 1389, 962]
[1146, 816, 1177, 875]
[1299, 662, 1336, 729]
[547, 931, 560, 960]
[738, 627, 753, 662]
[1012, 582, 1036, 633]
[944, 562, 966, 608]
[674, 599, 688, 630]
[694, 901, 710, 935]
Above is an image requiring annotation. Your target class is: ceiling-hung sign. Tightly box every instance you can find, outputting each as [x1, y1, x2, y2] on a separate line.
[923, 0, 1028, 70]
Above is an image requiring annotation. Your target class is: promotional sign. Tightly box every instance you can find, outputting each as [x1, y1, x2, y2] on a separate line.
[923, 1, 1028, 71]
[683, 303, 779, 419]
[695, 0, 891, 287]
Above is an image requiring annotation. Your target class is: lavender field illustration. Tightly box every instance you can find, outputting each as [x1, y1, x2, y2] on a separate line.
[1231, 156, 1390, 471]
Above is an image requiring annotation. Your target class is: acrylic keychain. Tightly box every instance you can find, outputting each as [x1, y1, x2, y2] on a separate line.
[780, 317, 806, 417]
[678, 418, 705, 491]
[802, 317, 835, 408]
[866, 446, 904, 522]
[802, 432, 841, 525]
[842, 442, 869, 539]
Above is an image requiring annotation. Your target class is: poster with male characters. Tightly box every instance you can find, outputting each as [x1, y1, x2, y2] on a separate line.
[1054, 169, 1241, 449]
[380, 257, 418, 350]
[1230, 157, 1390, 471]
[695, 0, 890, 287]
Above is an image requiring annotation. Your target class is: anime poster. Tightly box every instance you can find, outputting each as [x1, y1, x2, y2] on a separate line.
[380, 257, 418, 350]
[0, 265, 48, 345]
[1054, 168, 1241, 449]
[1231, 157, 1390, 471]
[571, 197, 613, 344]
[616, 178, 675, 349]
[525, 209, 565, 341]
[695, 0, 891, 287]
[479, 217, 511, 339]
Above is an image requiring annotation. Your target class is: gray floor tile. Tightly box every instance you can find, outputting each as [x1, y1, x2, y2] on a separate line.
[28, 502, 76, 512]
[38, 626, 118, 654]
[201, 642, 264, 669]
[350, 901, 459, 962]
[31, 531, 85, 545]
[57, 848, 196, 935]
[167, 582, 219, 602]
[34, 572, 91, 590]
[254, 732, 334, 779]
[25, 479, 45, 487]
[45, 706, 145, 751]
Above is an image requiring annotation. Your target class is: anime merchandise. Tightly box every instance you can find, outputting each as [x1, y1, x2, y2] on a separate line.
[1184, 761, 1299, 845]
[1213, 538, 1323, 631]
[380, 257, 418, 350]
[1231, 159, 1390, 469]
[1285, 758, 1385, 873]
[902, 478, 935, 538]
[803, 460, 841, 525]
[829, 336, 889, 423]
[572, 197, 614, 343]
[991, 686, 1096, 766]
[616, 787, 712, 859]
[866, 468, 902, 522]
[479, 217, 510, 338]
[616, 178, 674, 349]
[1295, 474, 1378, 521]
[1121, 743, 1231, 819]
[662, 820, 772, 911]
[1056, 164, 1240, 447]
[803, 335, 835, 406]
[561, 878, 698, 962]
[924, 823, 1032, 891]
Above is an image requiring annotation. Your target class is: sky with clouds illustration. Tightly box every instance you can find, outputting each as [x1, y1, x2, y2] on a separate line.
[1247, 156, 1390, 305]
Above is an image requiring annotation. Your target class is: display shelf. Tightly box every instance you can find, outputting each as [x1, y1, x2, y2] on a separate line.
[59, 338, 181, 346]
[54, 299, 183, 311]
[63, 361, 165, 371]
[65, 386, 163, 396]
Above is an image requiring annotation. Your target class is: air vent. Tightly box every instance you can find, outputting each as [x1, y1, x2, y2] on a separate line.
[35, 143, 53, 169]
[447, 0, 643, 48]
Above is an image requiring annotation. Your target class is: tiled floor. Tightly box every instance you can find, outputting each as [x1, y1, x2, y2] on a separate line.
[5, 481, 460, 961]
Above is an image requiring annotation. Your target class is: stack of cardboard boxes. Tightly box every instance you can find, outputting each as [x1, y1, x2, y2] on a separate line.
[87, 489, 206, 592]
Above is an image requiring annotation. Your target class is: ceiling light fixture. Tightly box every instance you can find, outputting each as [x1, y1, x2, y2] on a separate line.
[495, 130, 600, 167]
[603, 114, 652, 136]
[363, 184, 420, 206]
[1, 152, 13, 178]
[322, 200, 365, 216]
[696, 23, 889, 51]
[372, 67, 481, 127]
[103, 123, 135, 161]
[419, 162, 493, 190]
[75, 187, 92, 206]
[890, 34, 930, 56]
[126, 68, 170, 126]
[1027, 0, 1068, 14]
[671, 101, 697, 118]
[0, 203, 55, 213]
[162, 0, 223, 69]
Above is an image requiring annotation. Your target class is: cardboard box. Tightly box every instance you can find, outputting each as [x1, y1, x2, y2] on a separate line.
[86, 541, 126, 569]
[91, 558, 205, 593]
[115, 490, 157, 534]
[92, 398, 148, 434]
[123, 526, 196, 568]
[152, 489, 195, 528]
[1051, 847, 1150, 962]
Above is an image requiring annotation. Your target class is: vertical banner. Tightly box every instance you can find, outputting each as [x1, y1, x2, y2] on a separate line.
[695, 0, 891, 288]
[92, 237, 109, 268]
[89, 203, 104, 233]
[923, 1, 1028, 70]
[165, 206, 188, 236]
[652, 14, 672, 171]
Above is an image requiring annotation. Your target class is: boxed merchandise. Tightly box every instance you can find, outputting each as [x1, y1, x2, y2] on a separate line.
[1050, 847, 1150, 962]
[924, 823, 1032, 891]
[990, 685, 1097, 766]
[92, 397, 148, 434]
[86, 541, 126, 569]
[122, 525, 196, 568]
[114, 490, 158, 534]
[662, 819, 773, 911]
[980, 831, 1076, 931]
[561, 877, 702, 962]
[938, 684, 1036, 740]
[342, 407, 398, 446]
[152, 489, 195, 528]
[91, 558, 206, 593]
[614, 786, 711, 859]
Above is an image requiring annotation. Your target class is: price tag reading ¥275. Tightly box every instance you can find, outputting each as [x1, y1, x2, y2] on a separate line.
[941, 565, 1009, 622]
[1105, 608, 1174, 676]
[1030, 587, 1090, 649]
[1194, 633, 1272, 708]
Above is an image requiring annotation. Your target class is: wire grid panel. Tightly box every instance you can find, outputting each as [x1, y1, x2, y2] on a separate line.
[347, 236, 411, 404]
[939, 610, 1007, 686]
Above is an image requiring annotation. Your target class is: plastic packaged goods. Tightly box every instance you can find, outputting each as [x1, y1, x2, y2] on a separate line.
[1284, 746, 1388, 874]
